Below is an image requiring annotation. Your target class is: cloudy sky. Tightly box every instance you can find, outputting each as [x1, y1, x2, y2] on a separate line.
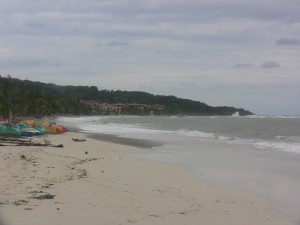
[0, 0, 299, 115]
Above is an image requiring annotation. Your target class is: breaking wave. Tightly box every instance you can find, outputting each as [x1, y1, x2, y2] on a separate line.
[57, 116, 300, 154]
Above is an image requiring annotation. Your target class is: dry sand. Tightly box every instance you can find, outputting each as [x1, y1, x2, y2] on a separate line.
[0, 132, 297, 225]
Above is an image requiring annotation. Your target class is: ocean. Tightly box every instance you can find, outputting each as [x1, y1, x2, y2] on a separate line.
[56, 115, 300, 220]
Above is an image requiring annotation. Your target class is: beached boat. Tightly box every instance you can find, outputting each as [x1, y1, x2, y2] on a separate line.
[34, 122, 66, 134]
[0, 124, 22, 136]
[21, 128, 41, 137]
[14, 122, 31, 130]
[33, 124, 48, 135]
[22, 120, 35, 126]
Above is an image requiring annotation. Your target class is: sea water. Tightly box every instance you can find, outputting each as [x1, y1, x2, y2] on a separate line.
[57, 115, 300, 220]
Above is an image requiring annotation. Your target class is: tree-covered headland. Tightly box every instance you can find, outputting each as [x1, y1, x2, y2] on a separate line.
[0, 76, 253, 121]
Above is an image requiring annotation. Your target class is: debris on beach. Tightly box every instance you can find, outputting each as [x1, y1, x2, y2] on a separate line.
[77, 169, 88, 179]
[72, 138, 86, 142]
[0, 135, 63, 148]
[53, 144, 64, 148]
[13, 200, 29, 206]
[31, 193, 56, 200]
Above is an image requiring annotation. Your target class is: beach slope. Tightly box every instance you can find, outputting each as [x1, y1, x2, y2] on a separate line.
[0, 132, 296, 225]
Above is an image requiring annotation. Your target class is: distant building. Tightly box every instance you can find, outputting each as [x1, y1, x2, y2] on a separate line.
[80, 101, 165, 114]
[151, 104, 165, 110]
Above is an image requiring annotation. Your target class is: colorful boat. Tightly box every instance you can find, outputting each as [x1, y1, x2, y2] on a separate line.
[22, 120, 35, 126]
[21, 128, 41, 137]
[0, 124, 22, 136]
[35, 122, 64, 134]
[0, 124, 7, 133]
[14, 122, 31, 130]
[20, 120, 68, 134]
[33, 124, 48, 135]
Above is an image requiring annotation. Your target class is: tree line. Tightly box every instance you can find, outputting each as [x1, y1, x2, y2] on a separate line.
[0, 76, 253, 122]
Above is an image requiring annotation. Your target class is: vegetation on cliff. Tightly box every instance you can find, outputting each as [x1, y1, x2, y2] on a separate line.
[0, 76, 253, 120]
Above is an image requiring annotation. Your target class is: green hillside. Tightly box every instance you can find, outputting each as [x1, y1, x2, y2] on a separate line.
[0, 76, 253, 120]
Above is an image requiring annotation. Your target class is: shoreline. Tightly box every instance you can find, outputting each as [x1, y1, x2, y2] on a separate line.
[87, 133, 162, 149]
[0, 131, 297, 225]
[61, 121, 163, 149]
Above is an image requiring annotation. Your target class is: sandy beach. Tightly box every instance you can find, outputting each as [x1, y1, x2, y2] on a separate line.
[0, 132, 297, 225]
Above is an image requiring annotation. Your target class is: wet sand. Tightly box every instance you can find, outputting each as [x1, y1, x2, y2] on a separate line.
[130, 138, 300, 221]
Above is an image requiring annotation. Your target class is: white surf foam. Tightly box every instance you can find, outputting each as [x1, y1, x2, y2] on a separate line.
[177, 129, 215, 139]
[57, 116, 300, 154]
[254, 140, 300, 154]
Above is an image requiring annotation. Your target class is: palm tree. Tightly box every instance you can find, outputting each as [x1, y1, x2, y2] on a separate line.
[0, 76, 22, 126]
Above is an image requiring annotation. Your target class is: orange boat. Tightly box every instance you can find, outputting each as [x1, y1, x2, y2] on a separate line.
[22, 120, 35, 126]
[31, 121, 66, 134]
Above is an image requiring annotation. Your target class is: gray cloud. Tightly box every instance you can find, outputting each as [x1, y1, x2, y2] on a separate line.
[104, 40, 129, 47]
[234, 63, 254, 69]
[261, 61, 281, 69]
[276, 37, 299, 45]
[0, 57, 48, 68]
[0, 0, 299, 115]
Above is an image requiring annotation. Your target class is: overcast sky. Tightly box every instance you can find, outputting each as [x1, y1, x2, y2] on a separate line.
[1, 0, 299, 115]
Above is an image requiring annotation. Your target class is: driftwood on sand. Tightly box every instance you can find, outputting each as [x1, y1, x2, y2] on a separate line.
[16, 142, 64, 148]
[0, 136, 63, 148]
[72, 138, 86, 142]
